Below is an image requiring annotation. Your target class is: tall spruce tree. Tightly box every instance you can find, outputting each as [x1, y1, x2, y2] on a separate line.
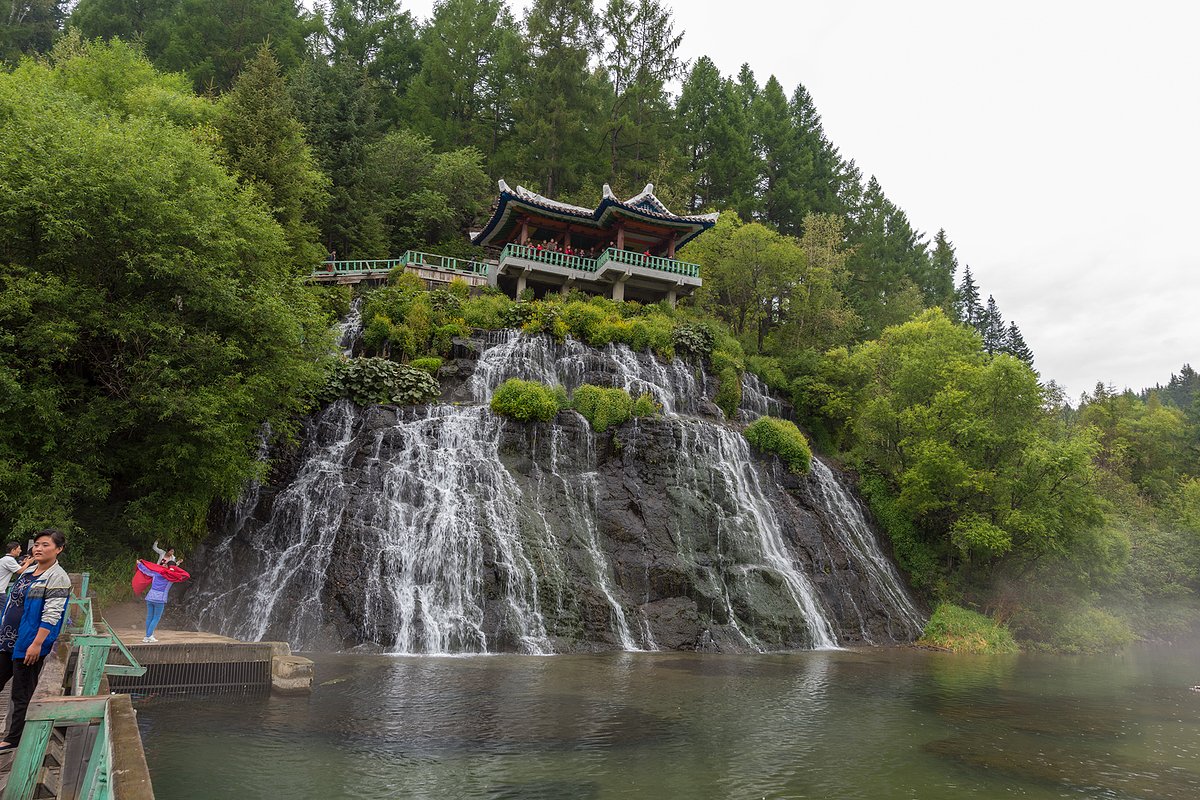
[216, 45, 328, 270]
[3, 0, 68, 61]
[926, 228, 959, 310]
[1004, 321, 1035, 366]
[981, 294, 1006, 354]
[319, 0, 419, 123]
[513, 0, 599, 198]
[753, 76, 806, 235]
[598, 0, 683, 190]
[955, 263, 982, 327]
[403, 0, 523, 162]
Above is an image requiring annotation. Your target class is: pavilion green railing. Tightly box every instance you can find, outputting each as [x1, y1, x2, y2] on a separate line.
[596, 247, 700, 278]
[314, 258, 405, 275]
[397, 250, 491, 277]
[499, 243, 700, 279]
[500, 243, 598, 273]
[2, 573, 148, 800]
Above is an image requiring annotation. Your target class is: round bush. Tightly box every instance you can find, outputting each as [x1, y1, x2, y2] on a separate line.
[572, 384, 634, 432]
[491, 378, 562, 422]
[743, 416, 813, 474]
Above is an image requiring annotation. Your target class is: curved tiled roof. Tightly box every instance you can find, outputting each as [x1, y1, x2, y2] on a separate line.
[473, 180, 718, 249]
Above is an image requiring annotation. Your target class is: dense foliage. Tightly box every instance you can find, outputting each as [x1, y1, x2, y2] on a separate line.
[322, 358, 439, 406]
[918, 603, 1019, 655]
[490, 378, 564, 422]
[743, 417, 812, 475]
[0, 41, 332, 561]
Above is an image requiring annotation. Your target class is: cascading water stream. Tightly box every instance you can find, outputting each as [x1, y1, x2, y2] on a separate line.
[807, 459, 926, 639]
[187, 322, 924, 653]
[336, 296, 364, 356]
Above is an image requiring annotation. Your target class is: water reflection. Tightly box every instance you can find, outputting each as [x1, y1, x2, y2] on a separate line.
[138, 646, 1200, 799]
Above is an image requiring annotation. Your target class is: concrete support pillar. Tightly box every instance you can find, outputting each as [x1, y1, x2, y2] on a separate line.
[666, 288, 678, 308]
[560, 278, 575, 297]
[515, 271, 528, 297]
[611, 280, 624, 302]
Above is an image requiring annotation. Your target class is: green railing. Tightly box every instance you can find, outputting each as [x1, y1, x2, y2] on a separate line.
[598, 247, 700, 278]
[3, 573, 149, 800]
[398, 250, 491, 277]
[314, 258, 404, 276]
[500, 243, 599, 273]
[499, 243, 700, 279]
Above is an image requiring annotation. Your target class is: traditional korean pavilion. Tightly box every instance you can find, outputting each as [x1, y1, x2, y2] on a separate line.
[471, 180, 717, 304]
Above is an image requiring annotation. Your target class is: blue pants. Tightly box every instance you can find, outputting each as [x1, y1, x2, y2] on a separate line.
[145, 601, 166, 637]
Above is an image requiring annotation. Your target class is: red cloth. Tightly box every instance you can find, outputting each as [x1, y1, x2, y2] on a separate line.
[132, 568, 152, 596]
[136, 561, 189, 585]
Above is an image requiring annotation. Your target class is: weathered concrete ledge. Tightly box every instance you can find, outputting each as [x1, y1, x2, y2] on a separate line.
[112, 631, 312, 695]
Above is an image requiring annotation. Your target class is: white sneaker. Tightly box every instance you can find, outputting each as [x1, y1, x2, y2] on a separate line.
[148, 636, 158, 643]
[141, 637, 152, 643]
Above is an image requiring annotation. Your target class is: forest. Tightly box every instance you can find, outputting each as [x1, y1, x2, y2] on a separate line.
[1, 0, 1197, 651]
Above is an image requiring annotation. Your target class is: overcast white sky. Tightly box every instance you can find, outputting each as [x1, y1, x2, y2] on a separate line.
[403, 0, 1199, 399]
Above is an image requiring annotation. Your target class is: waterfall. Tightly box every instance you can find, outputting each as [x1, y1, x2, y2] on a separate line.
[740, 372, 783, 421]
[807, 459, 926, 640]
[187, 327, 924, 653]
[335, 296, 363, 356]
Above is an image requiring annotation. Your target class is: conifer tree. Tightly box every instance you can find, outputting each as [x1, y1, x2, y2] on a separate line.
[753, 76, 806, 235]
[513, 0, 599, 198]
[3, 0, 68, 61]
[216, 45, 328, 270]
[598, 0, 684, 189]
[677, 59, 756, 216]
[955, 264, 982, 327]
[789, 83, 857, 221]
[320, 0, 419, 123]
[1003, 321, 1035, 366]
[926, 228, 958, 310]
[981, 294, 1006, 354]
[404, 0, 523, 161]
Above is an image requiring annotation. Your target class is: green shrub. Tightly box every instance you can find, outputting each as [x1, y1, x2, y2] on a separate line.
[490, 378, 562, 422]
[919, 603, 1019, 654]
[431, 320, 468, 356]
[309, 284, 352, 323]
[410, 357, 442, 376]
[858, 474, 942, 593]
[714, 366, 742, 419]
[632, 392, 661, 418]
[461, 293, 513, 329]
[672, 323, 715, 360]
[522, 302, 568, 341]
[746, 355, 789, 393]
[428, 288, 463, 315]
[1010, 600, 1134, 654]
[389, 270, 426, 292]
[743, 416, 813, 474]
[572, 384, 634, 432]
[562, 301, 612, 346]
[500, 300, 535, 328]
[322, 358, 440, 406]
[448, 277, 470, 298]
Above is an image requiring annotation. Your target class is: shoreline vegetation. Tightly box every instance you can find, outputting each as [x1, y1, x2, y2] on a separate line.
[3, 18, 1198, 655]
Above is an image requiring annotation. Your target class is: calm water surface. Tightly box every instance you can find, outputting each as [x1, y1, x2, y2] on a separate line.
[137, 645, 1200, 799]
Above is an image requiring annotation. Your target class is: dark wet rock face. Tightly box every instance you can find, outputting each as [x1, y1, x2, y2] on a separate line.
[181, 333, 924, 653]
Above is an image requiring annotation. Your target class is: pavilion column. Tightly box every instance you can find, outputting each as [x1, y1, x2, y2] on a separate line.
[667, 233, 677, 259]
[518, 216, 529, 245]
[615, 222, 625, 251]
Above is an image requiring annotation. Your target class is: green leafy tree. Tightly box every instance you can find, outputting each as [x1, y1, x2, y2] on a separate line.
[598, 0, 683, 188]
[0, 45, 331, 556]
[367, 129, 490, 254]
[403, 0, 524, 162]
[512, 0, 599, 198]
[215, 44, 329, 271]
[2, 0, 68, 62]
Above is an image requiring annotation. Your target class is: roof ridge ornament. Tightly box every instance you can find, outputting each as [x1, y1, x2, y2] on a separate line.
[498, 178, 511, 194]
[602, 184, 616, 200]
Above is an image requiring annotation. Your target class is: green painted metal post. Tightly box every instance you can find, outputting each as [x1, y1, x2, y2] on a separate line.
[1, 720, 54, 800]
[76, 715, 112, 800]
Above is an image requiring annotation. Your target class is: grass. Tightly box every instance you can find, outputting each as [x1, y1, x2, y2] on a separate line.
[918, 602, 1020, 654]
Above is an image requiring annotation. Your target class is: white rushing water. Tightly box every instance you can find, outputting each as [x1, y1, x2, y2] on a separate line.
[192, 328, 923, 653]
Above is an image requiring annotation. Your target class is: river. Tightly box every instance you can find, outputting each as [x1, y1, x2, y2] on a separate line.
[136, 644, 1200, 799]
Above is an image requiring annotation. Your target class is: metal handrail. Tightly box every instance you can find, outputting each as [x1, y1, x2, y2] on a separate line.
[314, 259, 404, 275]
[598, 247, 700, 278]
[500, 243, 599, 273]
[399, 250, 490, 276]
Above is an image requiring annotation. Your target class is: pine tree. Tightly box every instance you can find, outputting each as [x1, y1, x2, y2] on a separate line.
[955, 264, 982, 327]
[1003, 322, 1035, 366]
[981, 295, 1006, 354]
[676, 56, 721, 212]
[3, 0, 68, 62]
[404, 0, 523, 160]
[753, 76, 807, 235]
[926, 228, 958, 310]
[512, 0, 599, 198]
[598, 0, 683, 188]
[216, 45, 328, 270]
[320, 0, 419, 123]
